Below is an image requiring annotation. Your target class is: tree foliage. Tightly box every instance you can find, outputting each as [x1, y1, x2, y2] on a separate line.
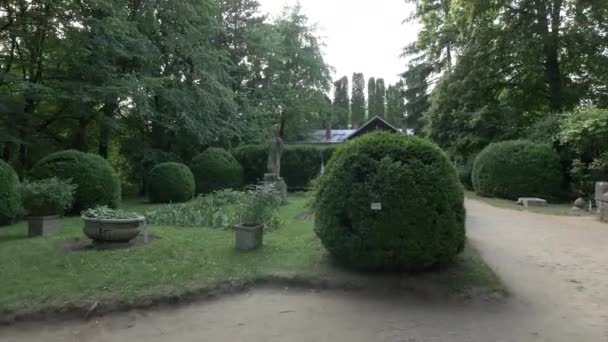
[386, 82, 405, 128]
[350, 73, 366, 128]
[375, 78, 386, 118]
[367, 77, 376, 118]
[0, 1, 331, 193]
[333, 76, 350, 128]
[404, 0, 608, 161]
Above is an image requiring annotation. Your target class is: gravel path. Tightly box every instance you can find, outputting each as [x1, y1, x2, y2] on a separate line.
[2, 199, 608, 342]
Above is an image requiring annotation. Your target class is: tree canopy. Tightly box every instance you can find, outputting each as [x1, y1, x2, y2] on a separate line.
[0, 1, 331, 188]
[403, 0, 608, 160]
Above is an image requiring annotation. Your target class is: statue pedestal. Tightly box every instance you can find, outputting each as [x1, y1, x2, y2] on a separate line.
[263, 173, 287, 204]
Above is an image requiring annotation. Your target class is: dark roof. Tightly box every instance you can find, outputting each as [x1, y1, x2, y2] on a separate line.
[346, 116, 400, 141]
[303, 129, 355, 144]
[301, 116, 403, 144]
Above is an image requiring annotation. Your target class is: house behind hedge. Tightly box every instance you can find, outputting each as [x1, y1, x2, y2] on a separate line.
[301, 116, 404, 145]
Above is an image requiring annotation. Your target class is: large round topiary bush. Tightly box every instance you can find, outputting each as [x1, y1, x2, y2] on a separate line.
[313, 132, 466, 271]
[0, 159, 21, 225]
[191, 148, 243, 194]
[147, 162, 195, 203]
[472, 140, 562, 200]
[29, 150, 121, 213]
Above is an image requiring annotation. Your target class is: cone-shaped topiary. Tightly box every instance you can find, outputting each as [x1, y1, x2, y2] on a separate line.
[148, 162, 195, 203]
[472, 140, 562, 200]
[313, 132, 466, 271]
[30, 150, 121, 213]
[191, 148, 243, 194]
[0, 159, 21, 225]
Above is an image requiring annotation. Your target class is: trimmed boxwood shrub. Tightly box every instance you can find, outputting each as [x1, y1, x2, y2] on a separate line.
[233, 144, 337, 190]
[29, 150, 121, 213]
[313, 132, 465, 271]
[191, 148, 243, 194]
[472, 140, 562, 200]
[282, 145, 323, 190]
[147, 162, 195, 203]
[457, 156, 475, 190]
[0, 159, 21, 225]
[320, 145, 337, 164]
[232, 144, 267, 185]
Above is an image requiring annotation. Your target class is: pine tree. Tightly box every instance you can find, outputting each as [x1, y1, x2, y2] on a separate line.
[375, 78, 386, 118]
[367, 77, 376, 118]
[351, 73, 366, 128]
[332, 76, 350, 128]
[403, 62, 432, 134]
[386, 82, 405, 128]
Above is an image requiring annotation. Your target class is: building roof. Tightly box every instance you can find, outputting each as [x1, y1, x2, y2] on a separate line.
[304, 129, 355, 144]
[301, 116, 402, 144]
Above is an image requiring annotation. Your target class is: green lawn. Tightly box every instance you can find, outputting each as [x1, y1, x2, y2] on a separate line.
[0, 193, 502, 320]
[465, 191, 591, 216]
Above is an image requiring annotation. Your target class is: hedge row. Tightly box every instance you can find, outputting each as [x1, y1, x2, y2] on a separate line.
[232, 144, 337, 190]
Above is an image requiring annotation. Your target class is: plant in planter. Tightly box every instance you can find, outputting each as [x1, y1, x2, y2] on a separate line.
[81, 206, 145, 243]
[234, 184, 281, 251]
[20, 178, 76, 237]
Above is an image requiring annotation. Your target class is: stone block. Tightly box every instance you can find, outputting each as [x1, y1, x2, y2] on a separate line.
[517, 197, 547, 208]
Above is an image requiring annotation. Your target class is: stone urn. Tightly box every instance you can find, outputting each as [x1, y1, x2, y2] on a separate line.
[234, 223, 264, 251]
[28, 215, 60, 237]
[82, 216, 145, 242]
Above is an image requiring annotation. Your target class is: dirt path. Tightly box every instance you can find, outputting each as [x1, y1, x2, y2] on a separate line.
[2, 199, 608, 342]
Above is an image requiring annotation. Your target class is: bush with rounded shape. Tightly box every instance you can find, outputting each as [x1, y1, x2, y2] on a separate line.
[313, 132, 465, 271]
[29, 150, 121, 213]
[282, 145, 323, 190]
[191, 148, 243, 194]
[147, 162, 195, 203]
[0, 159, 21, 225]
[232, 144, 267, 185]
[472, 140, 562, 200]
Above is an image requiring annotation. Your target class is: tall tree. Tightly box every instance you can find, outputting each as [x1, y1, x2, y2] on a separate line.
[375, 78, 386, 118]
[257, 5, 332, 139]
[367, 77, 376, 118]
[350, 73, 366, 128]
[386, 82, 405, 128]
[332, 76, 350, 128]
[403, 62, 432, 134]
[405, 0, 608, 161]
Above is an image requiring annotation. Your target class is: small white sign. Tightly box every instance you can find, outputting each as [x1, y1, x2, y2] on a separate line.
[371, 202, 382, 211]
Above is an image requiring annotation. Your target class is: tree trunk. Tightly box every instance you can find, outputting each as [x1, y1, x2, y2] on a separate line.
[98, 101, 117, 158]
[537, 0, 563, 112]
[73, 113, 89, 151]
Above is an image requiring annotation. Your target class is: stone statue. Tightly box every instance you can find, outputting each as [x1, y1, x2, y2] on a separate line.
[263, 134, 287, 204]
[266, 134, 284, 176]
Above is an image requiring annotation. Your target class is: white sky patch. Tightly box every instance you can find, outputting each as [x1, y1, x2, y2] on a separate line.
[259, 0, 419, 86]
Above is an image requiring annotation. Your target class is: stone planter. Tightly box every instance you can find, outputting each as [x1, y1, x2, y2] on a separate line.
[82, 216, 145, 243]
[28, 215, 60, 237]
[234, 223, 264, 251]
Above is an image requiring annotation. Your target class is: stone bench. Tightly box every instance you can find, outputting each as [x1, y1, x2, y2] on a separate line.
[517, 197, 547, 208]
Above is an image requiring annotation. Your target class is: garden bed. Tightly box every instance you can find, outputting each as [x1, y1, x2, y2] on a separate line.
[0, 193, 504, 324]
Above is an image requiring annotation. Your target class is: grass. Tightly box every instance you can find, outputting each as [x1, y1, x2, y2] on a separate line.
[0, 193, 502, 319]
[465, 190, 591, 216]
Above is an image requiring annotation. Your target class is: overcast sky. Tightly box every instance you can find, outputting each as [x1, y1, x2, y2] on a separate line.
[258, 0, 419, 86]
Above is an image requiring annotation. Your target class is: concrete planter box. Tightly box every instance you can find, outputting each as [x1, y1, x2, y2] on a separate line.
[82, 216, 145, 242]
[234, 224, 264, 251]
[28, 215, 60, 237]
